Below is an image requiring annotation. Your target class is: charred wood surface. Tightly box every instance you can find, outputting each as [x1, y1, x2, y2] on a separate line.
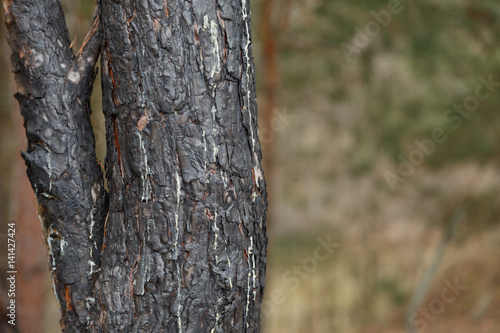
[4, 0, 267, 331]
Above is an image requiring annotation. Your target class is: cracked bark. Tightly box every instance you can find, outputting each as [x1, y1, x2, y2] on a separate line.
[4, 0, 267, 332]
[4, 0, 107, 331]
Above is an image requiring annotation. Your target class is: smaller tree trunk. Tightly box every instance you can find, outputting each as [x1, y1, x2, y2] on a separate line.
[4, 1, 107, 330]
[9, 100, 47, 333]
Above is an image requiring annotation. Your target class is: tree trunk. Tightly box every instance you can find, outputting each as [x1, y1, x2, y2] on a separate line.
[3, 0, 267, 332]
[9, 85, 48, 333]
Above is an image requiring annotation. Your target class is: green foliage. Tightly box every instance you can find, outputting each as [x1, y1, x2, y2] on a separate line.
[375, 277, 409, 305]
[277, 0, 500, 169]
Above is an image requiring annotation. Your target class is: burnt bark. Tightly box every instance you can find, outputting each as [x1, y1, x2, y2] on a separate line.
[9, 90, 48, 333]
[4, 0, 107, 331]
[4, 0, 267, 332]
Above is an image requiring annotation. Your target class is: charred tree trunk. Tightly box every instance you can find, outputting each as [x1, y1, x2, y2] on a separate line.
[9, 92, 48, 333]
[4, 1, 108, 331]
[4, 0, 267, 332]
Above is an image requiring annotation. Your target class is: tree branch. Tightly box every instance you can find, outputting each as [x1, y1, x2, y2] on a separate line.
[77, 5, 102, 89]
[3, 0, 107, 331]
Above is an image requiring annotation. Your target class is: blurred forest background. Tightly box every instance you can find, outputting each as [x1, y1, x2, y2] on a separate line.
[1, 0, 500, 332]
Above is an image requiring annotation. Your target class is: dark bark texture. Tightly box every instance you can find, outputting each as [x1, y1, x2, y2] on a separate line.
[4, 0, 108, 331]
[4, 0, 267, 332]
